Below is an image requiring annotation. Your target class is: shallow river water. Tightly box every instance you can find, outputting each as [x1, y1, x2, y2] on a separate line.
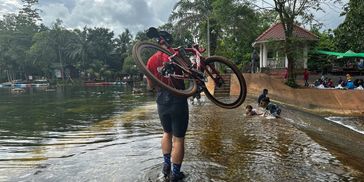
[0, 86, 363, 181]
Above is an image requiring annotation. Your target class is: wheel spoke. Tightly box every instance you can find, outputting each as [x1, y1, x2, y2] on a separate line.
[203, 56, 246, 108]
[132, 42, 197, 96]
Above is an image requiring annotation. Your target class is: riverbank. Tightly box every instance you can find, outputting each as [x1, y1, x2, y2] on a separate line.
[242, 73, 364, 116]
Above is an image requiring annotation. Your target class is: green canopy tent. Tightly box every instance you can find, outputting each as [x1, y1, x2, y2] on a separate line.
[315, 50, 364, 73]
[316, 50, 343, 57]
[316, 50, 364, 59]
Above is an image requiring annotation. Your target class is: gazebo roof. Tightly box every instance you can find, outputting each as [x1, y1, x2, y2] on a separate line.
[254, 23, 318, 45]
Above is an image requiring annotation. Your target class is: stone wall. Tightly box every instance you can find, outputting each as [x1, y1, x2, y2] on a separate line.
[242, 73, 364, 116]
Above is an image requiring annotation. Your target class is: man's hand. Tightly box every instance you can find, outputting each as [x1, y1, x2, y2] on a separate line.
[146, 77, 155, 92]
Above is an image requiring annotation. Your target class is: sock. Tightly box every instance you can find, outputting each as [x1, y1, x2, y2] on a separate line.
[172, 163, 182, 175]
[163, 153, 171, 166]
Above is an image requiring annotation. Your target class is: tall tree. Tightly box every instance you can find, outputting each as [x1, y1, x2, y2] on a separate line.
[66, 27, 90, 74]
[18, 0, 41, 24]
[212, 0, 261, 65]
[115, 28, 132, 54]
[87, 27, 114, 64]
[257, 0, 341, 87]
[0, 0, 41, 81]
[28, 29, 57, 78]
[48, 19, 74, 80]
[334, 0, 364, 52]
[169, 0, 216, 55]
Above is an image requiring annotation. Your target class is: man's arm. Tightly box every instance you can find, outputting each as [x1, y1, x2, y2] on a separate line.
[146, 77, 155, 91]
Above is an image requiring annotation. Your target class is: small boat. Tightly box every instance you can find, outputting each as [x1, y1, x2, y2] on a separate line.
[11, 88, 25, 93]
[31, 79, 50, 87]
[12, 80, 31, 88]
[84, 81, 117, 86]
[0, 82, 12, 87]
[45, 88, 56, 92]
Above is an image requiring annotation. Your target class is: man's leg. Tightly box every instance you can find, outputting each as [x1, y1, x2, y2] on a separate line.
[172, 137, 184, 164]
[161, 132, 172, 177]
[162, 132, 172, 154]
[171, 136, 185, 180]
[170, 102, 188, 181]
[158, 104, 173, 177]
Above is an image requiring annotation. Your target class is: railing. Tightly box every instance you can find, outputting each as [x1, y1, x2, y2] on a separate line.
[267, 57, 285, 68]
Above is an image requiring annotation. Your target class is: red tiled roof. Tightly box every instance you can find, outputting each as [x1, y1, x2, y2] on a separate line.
[255, 23, 318, 43]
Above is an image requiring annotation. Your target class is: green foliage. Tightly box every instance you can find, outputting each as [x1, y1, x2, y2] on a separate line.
[270, 0, 341, 87]
[0, 0, 354, 87]
[309, 30, 335, 72]
[170, 0, 217, 55]
[213, 0, 261, 64]
[334, 0, 364, 52]
[122, 55, 139, 75]
[0, 0, 130, 82]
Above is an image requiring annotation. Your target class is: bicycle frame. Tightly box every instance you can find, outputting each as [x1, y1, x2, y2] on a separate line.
[164, 46, 224, 90]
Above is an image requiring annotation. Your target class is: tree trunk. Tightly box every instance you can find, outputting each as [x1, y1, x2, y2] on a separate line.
[58, 47, 64, 80]
[283, 20, 298, 87]
[207, 18, 210, 57]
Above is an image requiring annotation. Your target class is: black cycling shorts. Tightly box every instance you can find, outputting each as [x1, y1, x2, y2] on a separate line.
[157, 101, 189, 138]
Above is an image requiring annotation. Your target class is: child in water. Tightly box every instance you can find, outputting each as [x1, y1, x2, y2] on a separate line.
[245, 105, 258, 116]
[259, 97, 281, 118]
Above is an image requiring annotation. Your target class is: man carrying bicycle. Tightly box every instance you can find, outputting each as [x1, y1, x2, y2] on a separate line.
[146, 28, 188, 181]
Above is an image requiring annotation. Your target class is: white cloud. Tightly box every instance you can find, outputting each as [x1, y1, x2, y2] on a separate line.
[0, 0, 178, 36]
[0, 0, 21, 16]
[38, 0, 179, 35]
[0, 0, 346, 35]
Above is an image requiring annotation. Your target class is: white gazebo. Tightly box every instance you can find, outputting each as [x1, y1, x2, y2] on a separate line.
[252, 23, 318, 71]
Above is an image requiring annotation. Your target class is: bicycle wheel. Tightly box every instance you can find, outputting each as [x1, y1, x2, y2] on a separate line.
[132, 41, 197, 96]
[203, 56, 247, 109]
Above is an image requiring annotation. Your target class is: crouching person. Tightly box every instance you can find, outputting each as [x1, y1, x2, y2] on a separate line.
[259, 97, 281, 118]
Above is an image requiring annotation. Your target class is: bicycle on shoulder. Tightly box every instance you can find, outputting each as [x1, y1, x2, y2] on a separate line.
[132, 27, 247, 109]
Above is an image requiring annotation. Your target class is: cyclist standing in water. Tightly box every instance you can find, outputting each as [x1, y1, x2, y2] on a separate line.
[146, 28, 188, 181]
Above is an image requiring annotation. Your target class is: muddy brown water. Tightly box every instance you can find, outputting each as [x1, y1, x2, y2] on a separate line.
[0, 87, 363, 181]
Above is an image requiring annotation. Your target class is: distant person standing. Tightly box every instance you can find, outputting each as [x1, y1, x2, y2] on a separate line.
[283, 68, 288, 80]
[303, 69, 309, 87]
[251, 50, 259, 73]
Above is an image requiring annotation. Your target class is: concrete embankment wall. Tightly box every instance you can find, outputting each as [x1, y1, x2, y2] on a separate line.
[241, 73, 364, 116]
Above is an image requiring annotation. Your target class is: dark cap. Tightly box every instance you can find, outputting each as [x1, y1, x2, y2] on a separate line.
[159, 31, 173, 45]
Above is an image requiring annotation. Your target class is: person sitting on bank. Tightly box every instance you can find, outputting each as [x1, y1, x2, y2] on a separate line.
[346, 74, 352, 82]
[259, 97, 281, 118]
[337, 77, 345, 86]
[346, 79, 355, 89]
[326, 79, 334, 88]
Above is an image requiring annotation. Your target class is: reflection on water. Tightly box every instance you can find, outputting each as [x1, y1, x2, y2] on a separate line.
[0, 88, 363, 181]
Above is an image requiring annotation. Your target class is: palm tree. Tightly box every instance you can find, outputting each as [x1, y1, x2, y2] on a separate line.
[115, 28, 132, 55]
[49, 19, 70, 80]
[169, 0, 214, 56]
[66, 27, 90, 75]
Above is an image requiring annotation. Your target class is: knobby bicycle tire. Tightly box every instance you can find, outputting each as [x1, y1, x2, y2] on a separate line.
[202, 56, 247, 109]
[132, 41, 197, 97]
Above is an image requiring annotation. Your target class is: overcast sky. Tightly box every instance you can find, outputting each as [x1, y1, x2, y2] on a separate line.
[0, 0, 346, 36]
